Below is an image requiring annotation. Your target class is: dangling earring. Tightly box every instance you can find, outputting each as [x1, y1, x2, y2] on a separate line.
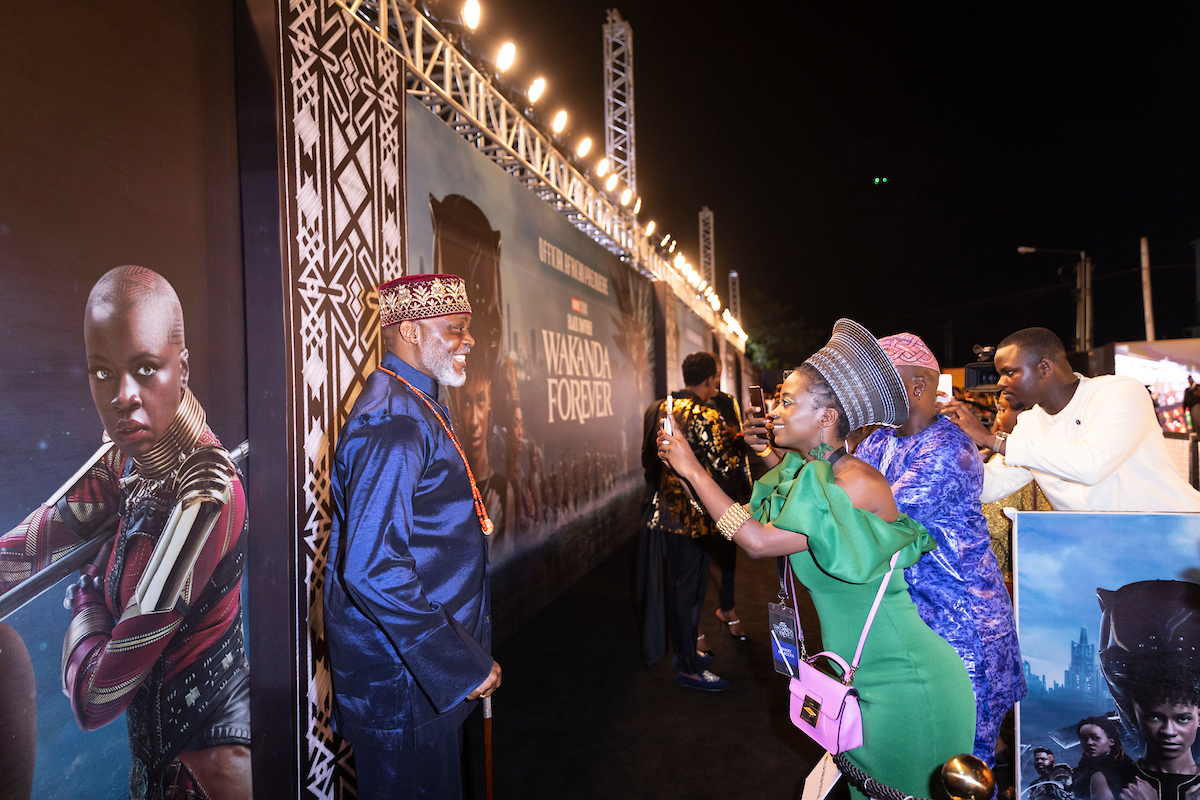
[808, 422, 834, 460]
[915, 389, 922, 399]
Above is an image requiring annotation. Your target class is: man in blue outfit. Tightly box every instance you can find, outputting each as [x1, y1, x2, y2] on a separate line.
[855, 333, 1024, 767]
[324, 273, 501, 799]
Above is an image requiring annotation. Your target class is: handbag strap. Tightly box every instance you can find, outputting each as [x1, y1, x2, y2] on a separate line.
[786, 559, 807, 655]
[849, 551, 900, 678]
[787, 550, 900, 684]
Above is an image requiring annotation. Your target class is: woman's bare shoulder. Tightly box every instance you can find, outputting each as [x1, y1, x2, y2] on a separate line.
[834, 458, 899, 521]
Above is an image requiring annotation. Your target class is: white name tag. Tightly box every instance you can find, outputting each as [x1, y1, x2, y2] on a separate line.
[802, 752, 842, 800]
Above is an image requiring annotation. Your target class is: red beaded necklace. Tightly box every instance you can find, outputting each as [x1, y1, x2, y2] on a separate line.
[377, 366, 494, 536]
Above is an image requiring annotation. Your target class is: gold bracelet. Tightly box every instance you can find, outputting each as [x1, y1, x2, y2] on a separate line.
[753, 446, 773, 458]
[715, 503, 751, 540]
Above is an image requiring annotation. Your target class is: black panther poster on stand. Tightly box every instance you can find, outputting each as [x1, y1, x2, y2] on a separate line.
[1014, 512, 1200, 799]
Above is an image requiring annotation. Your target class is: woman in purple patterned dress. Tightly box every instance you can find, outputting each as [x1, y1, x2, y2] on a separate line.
[855, 333, 1025, 767]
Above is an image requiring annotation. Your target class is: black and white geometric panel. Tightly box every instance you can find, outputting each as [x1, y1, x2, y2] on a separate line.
[279, 1, 404, 796]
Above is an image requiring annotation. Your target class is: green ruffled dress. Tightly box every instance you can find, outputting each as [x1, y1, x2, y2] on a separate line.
[751, 454, 976, 800]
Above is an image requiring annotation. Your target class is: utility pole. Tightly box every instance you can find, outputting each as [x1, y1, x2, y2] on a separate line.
[943, 320, 954, 368]
[1019, 245, 1094, 351]
[1084, 253, 1094, 350]
[1141, 237, 1156, 341]
[1192, 239, 1200, 327]
[1075, 251, 1094, 351]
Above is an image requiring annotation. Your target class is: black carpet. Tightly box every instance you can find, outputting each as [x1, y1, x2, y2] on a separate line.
[464, 532, 833, 800]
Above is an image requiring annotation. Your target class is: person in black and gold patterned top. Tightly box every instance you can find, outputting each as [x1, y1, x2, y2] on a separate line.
[644, 352, 745, 691]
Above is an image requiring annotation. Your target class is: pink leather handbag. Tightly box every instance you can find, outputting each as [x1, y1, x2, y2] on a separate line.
[786, 552, 898, 754]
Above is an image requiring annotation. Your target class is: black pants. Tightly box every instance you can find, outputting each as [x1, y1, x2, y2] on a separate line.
[664, 532, 711, 675]
[352, 726, 465, 800]
[705, 533, 738, 612]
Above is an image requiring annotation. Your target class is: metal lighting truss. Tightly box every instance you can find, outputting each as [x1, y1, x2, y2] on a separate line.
[633, 237, 730, 334]
[602, 10, 635, 194]
[334, 0, 741, 348]
[338, 0, 635, 255]
[698, 206, 714, 285]
[728, 270, 741, 322]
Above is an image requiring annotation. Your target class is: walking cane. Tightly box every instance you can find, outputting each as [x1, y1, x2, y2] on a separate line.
[483, 696, 494, 800]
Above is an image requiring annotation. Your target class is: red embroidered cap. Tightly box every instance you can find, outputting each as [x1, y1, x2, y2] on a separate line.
[378, 274, 472, 326]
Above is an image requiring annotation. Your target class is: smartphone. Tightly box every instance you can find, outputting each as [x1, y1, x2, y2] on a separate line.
[748, 385, 765, 418]
[661, 393, 674, 433]
[936, 374, 954, 401]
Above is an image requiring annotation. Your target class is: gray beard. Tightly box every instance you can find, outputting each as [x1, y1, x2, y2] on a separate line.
[422, 342, 466, 387]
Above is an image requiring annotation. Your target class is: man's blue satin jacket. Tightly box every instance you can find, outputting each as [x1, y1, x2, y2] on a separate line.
[324, 351, 492, 749]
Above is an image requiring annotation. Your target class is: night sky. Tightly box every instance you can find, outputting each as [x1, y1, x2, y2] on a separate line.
[459, 1, 1200, 365]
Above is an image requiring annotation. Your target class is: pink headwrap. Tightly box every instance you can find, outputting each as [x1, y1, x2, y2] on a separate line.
[878, 332, 939, 373]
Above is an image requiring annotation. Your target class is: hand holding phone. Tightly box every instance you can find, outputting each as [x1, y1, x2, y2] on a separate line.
[657, 394, 702, 506]
[661, 394, 674, 434]
[744, 385, 774, 452]
[936, 374, 954, 402]
[748, 385, 765, 418]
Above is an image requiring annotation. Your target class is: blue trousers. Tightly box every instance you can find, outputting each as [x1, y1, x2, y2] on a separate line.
[352, 727, 465, 800]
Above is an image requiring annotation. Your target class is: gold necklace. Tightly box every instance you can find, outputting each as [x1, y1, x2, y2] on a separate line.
[132, 388, 206, 480]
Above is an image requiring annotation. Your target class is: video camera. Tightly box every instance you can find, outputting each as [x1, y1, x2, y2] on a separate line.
[964, 345, 1001, 392]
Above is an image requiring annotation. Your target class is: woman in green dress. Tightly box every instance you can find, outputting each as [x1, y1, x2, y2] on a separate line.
[657, 319, 975, 800]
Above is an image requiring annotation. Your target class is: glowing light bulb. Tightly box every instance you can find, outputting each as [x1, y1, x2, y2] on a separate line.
[576, 137, 592, 158]
[674, 253, 685, 268]
[553, 110, 567, 133]
[660, 233, 671, 247]
[632, 197, 641, 215]
[620, 188, 632, 205]
[462, 0, 480, 29]
[528, 78, 545, 103]
[496, 42, 515, 72]
[645, 220, 656, 237]
[605, 174, 619, 192]
[596, 158, 609, 177]
[668, 240, 676, 253]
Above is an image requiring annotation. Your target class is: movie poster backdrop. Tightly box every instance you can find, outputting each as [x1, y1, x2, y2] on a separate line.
[405, 96, 655, 639]
[0, 4, 246, 797]
[672, 295, 716, 393]
[1014, 512, 1200, 798]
